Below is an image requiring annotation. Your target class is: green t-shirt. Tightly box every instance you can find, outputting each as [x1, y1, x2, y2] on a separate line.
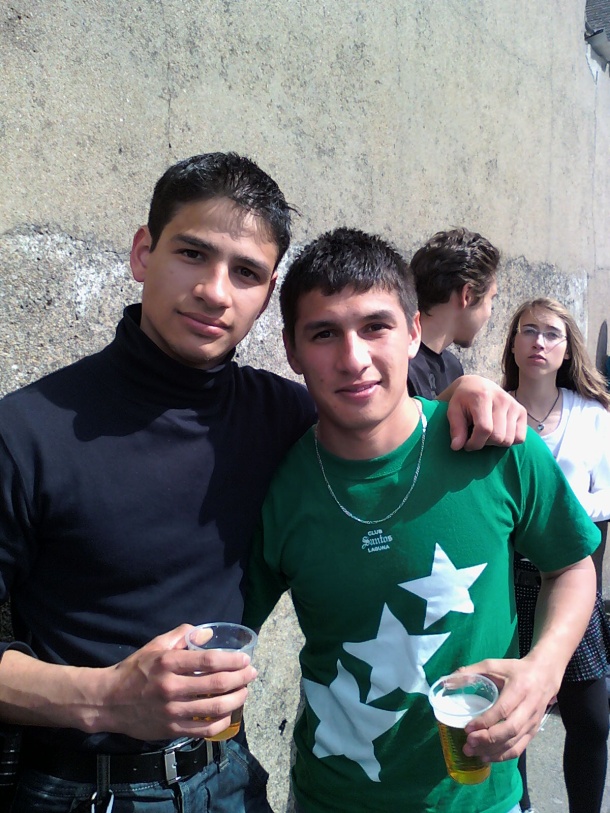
[244, 399, 599, 813]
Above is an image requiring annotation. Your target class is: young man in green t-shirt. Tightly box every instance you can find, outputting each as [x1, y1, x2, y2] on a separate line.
[244, 227, 599, 813]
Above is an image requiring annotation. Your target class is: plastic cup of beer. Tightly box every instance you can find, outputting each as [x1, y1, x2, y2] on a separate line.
[428, 673, 498, 785]
[185, 622, 258, 742]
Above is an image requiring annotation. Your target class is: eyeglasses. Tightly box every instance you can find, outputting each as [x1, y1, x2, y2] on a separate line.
[516, 326, 567, 347]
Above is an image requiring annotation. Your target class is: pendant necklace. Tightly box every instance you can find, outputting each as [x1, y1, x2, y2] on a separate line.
[313, 402, 427, 525]
[514, 389, 560, 432]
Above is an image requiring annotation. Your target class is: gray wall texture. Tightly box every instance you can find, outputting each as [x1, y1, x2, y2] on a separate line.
[1, 2, 610, 810]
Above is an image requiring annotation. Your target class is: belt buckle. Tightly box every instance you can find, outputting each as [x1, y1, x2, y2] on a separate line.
[162, 738, 192, 785]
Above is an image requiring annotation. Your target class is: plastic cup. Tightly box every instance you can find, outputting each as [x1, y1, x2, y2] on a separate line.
[428, 673, 498, 785]
[185, 622, 257, 742]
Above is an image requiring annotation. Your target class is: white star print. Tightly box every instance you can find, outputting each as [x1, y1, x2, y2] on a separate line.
[399, 543, 487, 629]
[303, 659, 407, 782]
[343, 604, 450, 702]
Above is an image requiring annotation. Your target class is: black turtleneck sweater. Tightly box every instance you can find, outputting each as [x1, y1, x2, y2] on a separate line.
[0, 304, 316, 752]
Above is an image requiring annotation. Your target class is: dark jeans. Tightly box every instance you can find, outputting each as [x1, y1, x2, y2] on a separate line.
[9, 740, 272, 813]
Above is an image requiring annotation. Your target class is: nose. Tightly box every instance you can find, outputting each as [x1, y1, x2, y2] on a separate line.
[532, 331, 544, 349]
[192, 265, 231, 310]
[339, 333, 370, 373]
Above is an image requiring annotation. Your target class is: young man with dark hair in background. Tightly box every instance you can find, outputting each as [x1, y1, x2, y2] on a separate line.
[408, 228, 499, 398]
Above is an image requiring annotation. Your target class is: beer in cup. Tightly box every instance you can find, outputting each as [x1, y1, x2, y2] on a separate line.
[428, 673, 498, 785]
[186, 622, 258, 742]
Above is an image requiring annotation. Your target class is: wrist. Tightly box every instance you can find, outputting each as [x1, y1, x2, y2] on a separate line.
[55, 664, 116, 735]
[520, 649, 563, 697]
[74, 665, 119, 734]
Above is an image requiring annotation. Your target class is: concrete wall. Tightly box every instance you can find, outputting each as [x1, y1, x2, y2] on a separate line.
[1, 2, 610, 810]
[3, 2, 610, 387]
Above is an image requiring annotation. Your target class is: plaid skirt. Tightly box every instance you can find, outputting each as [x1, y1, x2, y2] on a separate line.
[514, 556, 610, 682]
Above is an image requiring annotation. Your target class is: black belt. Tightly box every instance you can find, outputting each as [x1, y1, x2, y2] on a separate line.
[20, 738, 223, 785]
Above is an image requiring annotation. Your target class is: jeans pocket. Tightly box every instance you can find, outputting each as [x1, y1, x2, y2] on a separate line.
[203, 741, 272, 813]
[226, 740, 269, 792]
[10, 770, 93, 813]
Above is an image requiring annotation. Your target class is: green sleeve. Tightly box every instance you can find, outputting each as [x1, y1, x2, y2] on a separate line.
[242, 514, 290, 630]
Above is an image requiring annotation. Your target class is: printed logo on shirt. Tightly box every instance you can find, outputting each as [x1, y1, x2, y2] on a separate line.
[360, 527, 393, 553]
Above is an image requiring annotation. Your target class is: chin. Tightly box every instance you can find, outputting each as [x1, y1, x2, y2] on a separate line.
[453, 338, 473, 349]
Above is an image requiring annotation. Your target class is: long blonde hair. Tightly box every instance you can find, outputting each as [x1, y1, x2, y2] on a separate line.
[501, 297, 610, 409]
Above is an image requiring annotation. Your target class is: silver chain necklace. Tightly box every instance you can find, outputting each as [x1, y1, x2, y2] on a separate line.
[313, 404, 427, 525]
[514, 389, 560, 432]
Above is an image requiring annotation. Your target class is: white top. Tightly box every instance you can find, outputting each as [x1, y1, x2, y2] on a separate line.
[542, 388, 610, 522]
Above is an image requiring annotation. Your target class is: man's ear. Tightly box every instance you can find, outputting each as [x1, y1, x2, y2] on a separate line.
[282, 328, 303, 375]
[130, 226, 153, 283]
[257, 273, 278, 319]
[459, 283, 475, 308]
[407, 311, 422, 360]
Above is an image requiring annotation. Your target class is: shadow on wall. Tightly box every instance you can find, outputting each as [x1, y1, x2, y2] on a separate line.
[596, 320, 609, 382]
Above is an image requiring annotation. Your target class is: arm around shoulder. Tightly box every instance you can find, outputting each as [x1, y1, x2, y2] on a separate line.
[438, 375, 527, 451]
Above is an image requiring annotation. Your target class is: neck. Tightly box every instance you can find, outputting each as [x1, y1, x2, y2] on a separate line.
[419, 312, 455, 353]
[316, 396, 421, 460]
[515, 377, 558, 410]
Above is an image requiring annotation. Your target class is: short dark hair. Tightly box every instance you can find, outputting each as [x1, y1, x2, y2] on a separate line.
[147, 152, 295, 265]
[410, 228, 499, 314]
[280, 227, 418, 345]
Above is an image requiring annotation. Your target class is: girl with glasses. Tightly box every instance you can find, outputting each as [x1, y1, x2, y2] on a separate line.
[502, 297, 610, 813]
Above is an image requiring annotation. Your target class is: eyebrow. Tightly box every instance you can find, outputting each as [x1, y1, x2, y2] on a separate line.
[521, 320, 564, 332]
[170, 234, 274, 277]
[302, 309, 398, 332]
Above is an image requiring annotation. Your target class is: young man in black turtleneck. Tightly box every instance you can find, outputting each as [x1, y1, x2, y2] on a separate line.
[407, 228, 499, 399]
[0, 155, 524, 813]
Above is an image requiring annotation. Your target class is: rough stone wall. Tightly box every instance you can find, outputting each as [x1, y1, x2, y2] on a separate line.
[1, 2, 610, 810]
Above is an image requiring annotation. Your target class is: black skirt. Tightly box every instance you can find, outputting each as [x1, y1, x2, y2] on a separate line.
[514, 556, 610, 682]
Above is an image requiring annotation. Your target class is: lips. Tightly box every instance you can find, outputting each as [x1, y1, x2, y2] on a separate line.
[525, 353, 548, 367]
[337, 381, 379, 396]
[180, 311, 229, 332]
